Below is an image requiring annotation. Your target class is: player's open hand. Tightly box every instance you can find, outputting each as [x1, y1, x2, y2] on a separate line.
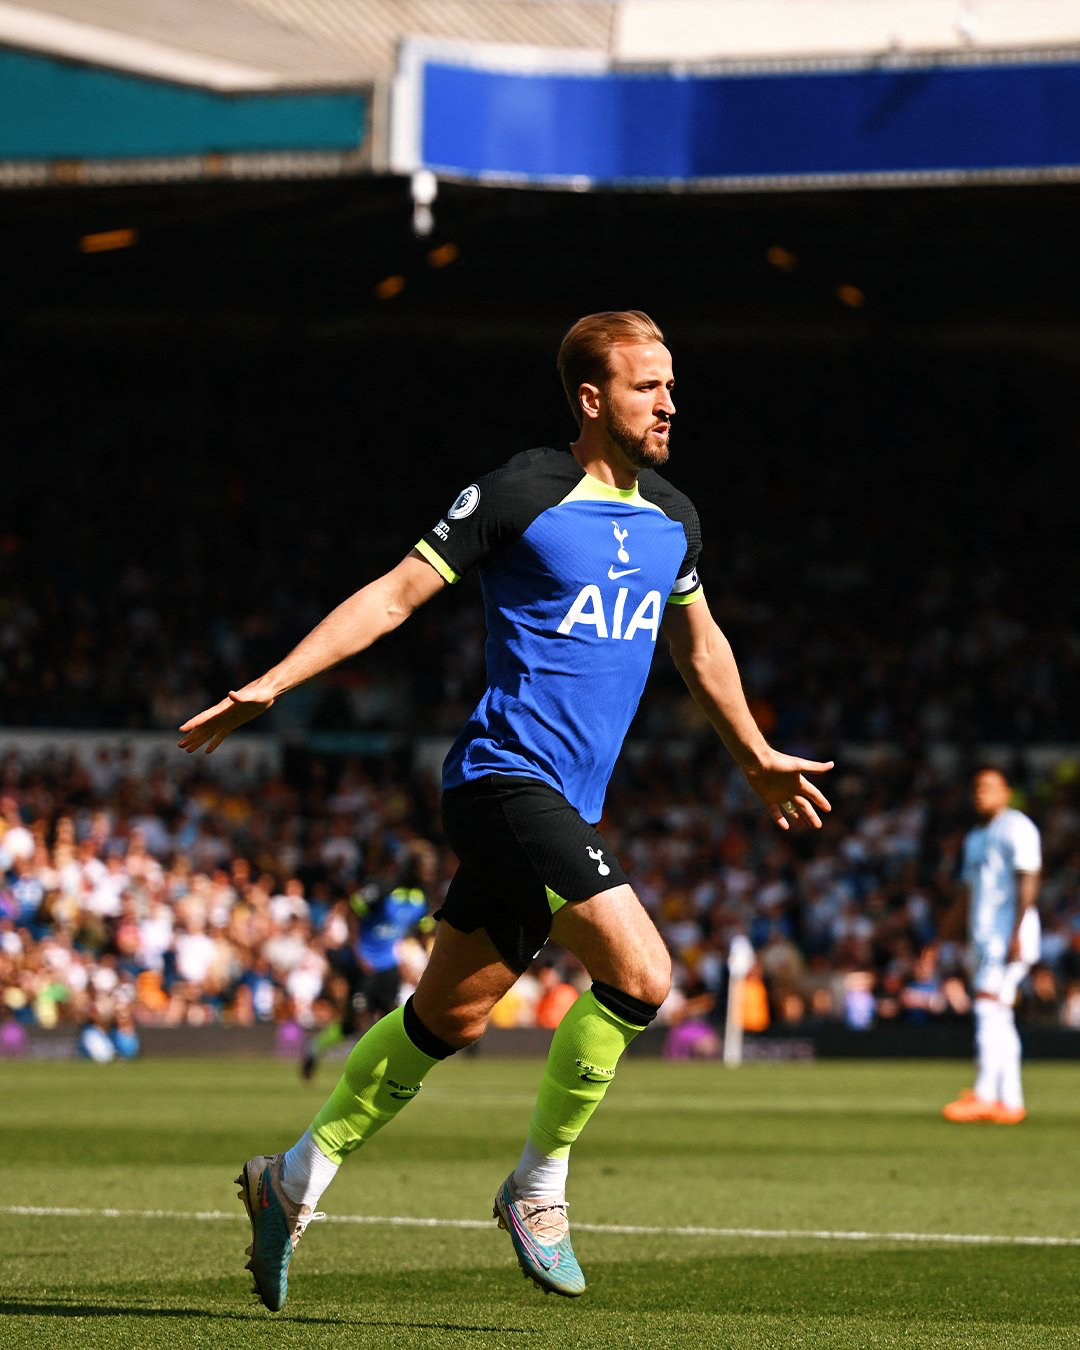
[742, 751, 834, 830]
[178, 684, 276, 755]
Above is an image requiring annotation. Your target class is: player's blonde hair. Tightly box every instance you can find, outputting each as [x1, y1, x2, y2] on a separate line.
[557, 310, 665, 426]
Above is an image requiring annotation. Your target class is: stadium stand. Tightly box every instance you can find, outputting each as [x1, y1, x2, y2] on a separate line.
[2, 735, 1080, 1051]
[3, 325, 1078, 744]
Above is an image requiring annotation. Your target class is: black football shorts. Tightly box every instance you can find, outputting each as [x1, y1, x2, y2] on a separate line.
[437, 774, 628, 973]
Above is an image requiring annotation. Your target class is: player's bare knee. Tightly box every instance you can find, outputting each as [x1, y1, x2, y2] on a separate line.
[422, 1000, 489, 1049]
[605, 944, 670, 1008]
[453, 1009, 491, 1048]
[635, 950, 672, 1008]
[639, 927, 672, 1003]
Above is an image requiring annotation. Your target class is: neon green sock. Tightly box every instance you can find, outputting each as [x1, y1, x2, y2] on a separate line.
[310, 1006, 440, 1164]
[527, 989, 648, 1157]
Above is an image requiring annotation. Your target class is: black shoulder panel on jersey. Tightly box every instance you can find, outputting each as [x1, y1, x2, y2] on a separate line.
[419, 446, 582, 581]
[637, 469, 703, 583]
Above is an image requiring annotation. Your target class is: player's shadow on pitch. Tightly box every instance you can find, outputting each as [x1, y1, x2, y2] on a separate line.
[0, 1299, 530, 1333]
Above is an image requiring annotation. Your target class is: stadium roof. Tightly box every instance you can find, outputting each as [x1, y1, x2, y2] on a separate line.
[243, 0, 616, 83]
[4, 0, 1079, 93]
[0, 0, 617, 90]
[0, 0, 358, 90]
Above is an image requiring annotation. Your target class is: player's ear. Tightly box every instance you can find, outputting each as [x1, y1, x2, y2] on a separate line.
[579, 382, 602, 422]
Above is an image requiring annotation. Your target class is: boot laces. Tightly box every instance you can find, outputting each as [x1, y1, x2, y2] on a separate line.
[520, 1199, 569, 1245]
[288, 1207, 326, 1246]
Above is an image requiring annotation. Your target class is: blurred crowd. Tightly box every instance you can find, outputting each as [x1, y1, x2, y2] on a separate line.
[3, 740, 1079, 1055]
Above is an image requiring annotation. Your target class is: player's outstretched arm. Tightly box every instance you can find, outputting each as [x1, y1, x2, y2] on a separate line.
[662, 596, 833, 830]
[178, 551, 445, 755]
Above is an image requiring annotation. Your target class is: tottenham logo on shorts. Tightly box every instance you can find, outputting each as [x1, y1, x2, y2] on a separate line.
[586, 845, 611, 877]
[448, 484, 480, 519]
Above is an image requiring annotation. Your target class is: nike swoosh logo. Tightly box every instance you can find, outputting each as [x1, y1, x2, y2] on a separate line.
[389, 1091, 416, 1099]
[607, 566, 640, 579]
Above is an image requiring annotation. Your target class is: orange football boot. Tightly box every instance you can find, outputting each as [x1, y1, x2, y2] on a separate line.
[989, 1103, 1027, 1125]
[942, 1093, 996, 1122]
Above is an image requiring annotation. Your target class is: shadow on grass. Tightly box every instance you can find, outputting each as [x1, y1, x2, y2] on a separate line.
[579, 1247, 1080, 1326]
[0, 1299, 529, 1334]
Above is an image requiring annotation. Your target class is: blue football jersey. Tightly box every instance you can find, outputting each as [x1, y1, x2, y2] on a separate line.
[354, 886, 428, 972]
[417, 446, 702, 823]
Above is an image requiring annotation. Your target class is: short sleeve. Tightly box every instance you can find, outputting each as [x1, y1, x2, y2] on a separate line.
[1007, 813, 1042, 873]
[637, 471, 703, 606]
[415, 447, 580, 583]
[666, 496, 702, 605]
[415, 476, 504, 583]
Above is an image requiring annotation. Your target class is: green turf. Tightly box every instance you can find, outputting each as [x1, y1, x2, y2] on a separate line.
[2, 1056, 1079, 1348]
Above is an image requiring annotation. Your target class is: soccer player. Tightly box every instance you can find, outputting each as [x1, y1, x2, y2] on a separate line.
[179, 310, 833, 1308]
[301, 842, 436, 1080]
[943, 766, 1041, 1125]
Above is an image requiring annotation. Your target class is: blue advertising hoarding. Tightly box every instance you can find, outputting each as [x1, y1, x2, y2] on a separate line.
[394, 41, 1080, 188]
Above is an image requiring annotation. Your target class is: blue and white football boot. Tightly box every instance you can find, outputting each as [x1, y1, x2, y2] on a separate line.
[235, 1154, 324, 1311]
[493, 1173, 586, 1297]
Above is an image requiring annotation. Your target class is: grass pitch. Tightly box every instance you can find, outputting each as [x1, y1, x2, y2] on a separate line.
[2, 1054, 1079, 1349]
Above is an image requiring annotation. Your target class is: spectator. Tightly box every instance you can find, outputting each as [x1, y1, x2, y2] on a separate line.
[534, 964, 580, 1030]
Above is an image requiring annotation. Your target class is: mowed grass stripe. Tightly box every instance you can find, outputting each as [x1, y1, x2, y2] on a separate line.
[5, 1203, 1079, 1247]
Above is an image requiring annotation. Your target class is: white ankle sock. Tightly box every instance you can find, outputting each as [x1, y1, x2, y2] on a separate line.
[280, 1129, 339, 1209]
[513, 1140, 569, 1199]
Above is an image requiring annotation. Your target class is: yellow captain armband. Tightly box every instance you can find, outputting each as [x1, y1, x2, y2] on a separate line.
[415, 539, 460, 584]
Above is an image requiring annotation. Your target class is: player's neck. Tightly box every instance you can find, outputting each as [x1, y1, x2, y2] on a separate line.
[570, 435, 638, 491]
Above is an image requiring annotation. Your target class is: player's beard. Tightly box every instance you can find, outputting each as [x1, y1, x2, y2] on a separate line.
[604, 407, 670, 469]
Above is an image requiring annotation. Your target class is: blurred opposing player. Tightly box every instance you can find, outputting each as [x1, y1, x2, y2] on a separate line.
[301, 842, 436, 1081]
[944, 766, 1041, 1125]
[179, 310, 833, 1309]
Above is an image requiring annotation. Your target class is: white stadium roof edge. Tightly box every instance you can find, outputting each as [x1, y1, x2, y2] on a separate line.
[5, 0, 1080, 94]
[0, 0, 617, 91]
